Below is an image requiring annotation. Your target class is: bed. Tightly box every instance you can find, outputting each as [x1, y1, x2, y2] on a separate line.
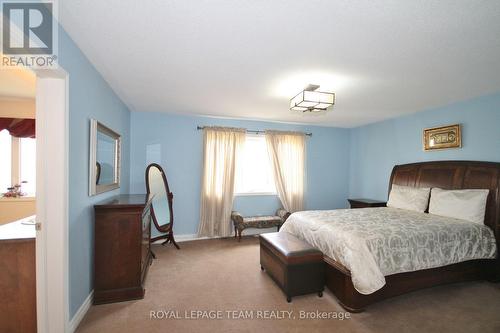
[281, 160, 500, 311]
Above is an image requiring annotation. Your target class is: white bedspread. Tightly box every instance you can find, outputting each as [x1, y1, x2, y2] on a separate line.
[279, 207, 497, 294]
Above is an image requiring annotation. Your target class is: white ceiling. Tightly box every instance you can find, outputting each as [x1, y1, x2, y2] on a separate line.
[59, 1, 500, 127]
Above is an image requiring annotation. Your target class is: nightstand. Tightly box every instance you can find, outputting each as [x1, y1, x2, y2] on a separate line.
[348, 198, 387, 209]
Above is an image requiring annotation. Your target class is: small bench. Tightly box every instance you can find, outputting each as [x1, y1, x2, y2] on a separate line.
[259, 232, 324, 302]
[231, 209, 290, 242]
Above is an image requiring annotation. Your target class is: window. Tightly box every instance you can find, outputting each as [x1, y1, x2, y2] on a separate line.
[20, 137, 36, 195]
[0, 130, 12, 193]
[235, 134, 276, 195]
[0, 129, 36, 196]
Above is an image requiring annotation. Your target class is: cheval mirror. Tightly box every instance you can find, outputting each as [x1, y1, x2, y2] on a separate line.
[145, 163, 180, 249]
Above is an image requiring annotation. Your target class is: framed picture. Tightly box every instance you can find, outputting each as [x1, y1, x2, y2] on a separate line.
[423, 124, 461, 151]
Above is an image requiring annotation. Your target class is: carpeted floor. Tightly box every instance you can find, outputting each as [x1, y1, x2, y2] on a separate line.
[76, 236, 500, 333]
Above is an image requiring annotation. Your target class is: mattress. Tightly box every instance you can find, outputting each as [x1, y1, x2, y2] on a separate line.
[279, 207, 497, 294]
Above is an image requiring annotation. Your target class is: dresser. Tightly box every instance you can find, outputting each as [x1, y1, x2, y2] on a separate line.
[94, 194, 153, 304]
[0, 217, 37, 333]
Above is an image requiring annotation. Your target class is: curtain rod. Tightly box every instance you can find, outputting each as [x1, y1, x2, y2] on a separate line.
[196, 126, 312, 137]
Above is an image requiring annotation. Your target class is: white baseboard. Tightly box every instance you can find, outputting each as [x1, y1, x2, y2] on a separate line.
[151, 233, 216, 244]
[175, 233, 204, 242]
[152, 229, 277, 245]
[69, 290, 93, 333]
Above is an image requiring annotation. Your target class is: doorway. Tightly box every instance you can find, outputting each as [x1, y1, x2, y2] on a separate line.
[0, 65, 69, 333]
[0, 66, 38, 333]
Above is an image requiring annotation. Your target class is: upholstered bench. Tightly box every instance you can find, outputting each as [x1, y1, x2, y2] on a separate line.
[259, 232, 324, 302]
[231, 209, 290, 242]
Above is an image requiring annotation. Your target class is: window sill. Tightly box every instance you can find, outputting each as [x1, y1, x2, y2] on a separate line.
[234, 192, 277, 197]
[0, 196, 36, 202]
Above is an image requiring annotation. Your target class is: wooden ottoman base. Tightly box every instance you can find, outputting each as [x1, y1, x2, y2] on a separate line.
[259, 232, 324, 302]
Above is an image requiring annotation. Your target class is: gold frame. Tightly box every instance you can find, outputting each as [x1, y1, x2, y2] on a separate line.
[423, 124, 461, 151]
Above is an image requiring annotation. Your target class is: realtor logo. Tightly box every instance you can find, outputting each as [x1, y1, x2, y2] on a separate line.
[1, 0, 58, 68]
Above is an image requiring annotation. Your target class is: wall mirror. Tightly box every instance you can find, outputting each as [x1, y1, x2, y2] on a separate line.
[89, 119, 121, 196]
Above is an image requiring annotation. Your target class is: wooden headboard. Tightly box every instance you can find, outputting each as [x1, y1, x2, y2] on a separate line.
[388, 161, 500, 242]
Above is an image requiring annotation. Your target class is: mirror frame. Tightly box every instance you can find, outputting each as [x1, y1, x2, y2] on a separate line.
[145, 163, 174, 231]
[89, 118, 121, 196]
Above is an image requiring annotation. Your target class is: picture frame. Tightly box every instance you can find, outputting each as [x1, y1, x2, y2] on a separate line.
[423, 124, 461, 151]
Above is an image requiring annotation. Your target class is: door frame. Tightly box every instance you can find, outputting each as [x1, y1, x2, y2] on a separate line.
[34, 67, 70, 332]
[4, 10, 70, 331]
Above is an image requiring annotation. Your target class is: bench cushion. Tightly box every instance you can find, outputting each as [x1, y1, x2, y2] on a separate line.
[260, 232, 323, 265]
[241, 216, 281, 227]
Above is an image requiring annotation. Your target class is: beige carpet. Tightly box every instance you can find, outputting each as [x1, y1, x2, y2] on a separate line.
[76, 237, 500, 333]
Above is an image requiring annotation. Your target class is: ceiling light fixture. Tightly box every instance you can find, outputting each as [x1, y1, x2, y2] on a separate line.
[289, 84, 335, 112]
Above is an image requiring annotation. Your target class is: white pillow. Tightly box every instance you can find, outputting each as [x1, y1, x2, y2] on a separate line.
[387, 184, 430, 213]
[429, 188, 489, 224]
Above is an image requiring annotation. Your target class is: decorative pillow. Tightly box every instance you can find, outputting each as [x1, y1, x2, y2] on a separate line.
[387, 184, 430, 213]
[429, 188, 489, 224]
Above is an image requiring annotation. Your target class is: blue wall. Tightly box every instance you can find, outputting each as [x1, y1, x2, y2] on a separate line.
[129, 113, 351, 235]
[349, 93, 500, 201]
[58, 28, 132, 318]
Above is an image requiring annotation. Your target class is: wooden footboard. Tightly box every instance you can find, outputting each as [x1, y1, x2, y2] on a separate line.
[324, 255, 497, 312]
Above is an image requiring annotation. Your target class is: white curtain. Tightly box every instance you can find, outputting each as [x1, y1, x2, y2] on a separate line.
[198, 126, 246, 237]
[265, 130, 306, 213]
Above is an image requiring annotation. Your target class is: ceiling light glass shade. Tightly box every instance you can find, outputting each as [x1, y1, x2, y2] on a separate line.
[290, 88, 335, 112]
[314, 103, 333, 109]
